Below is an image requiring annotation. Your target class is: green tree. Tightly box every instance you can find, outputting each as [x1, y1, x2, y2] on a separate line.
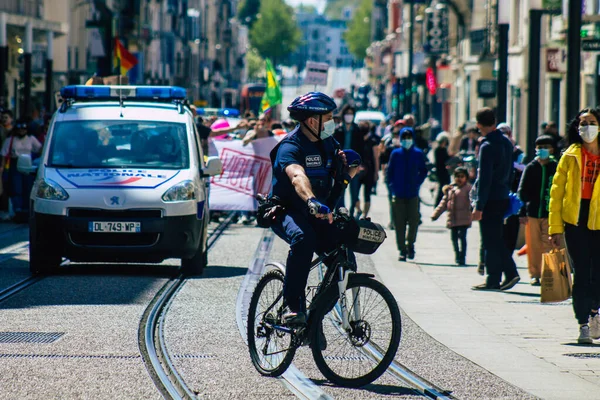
[249, 0, 301, 66]
[325, 0, 358, 20]
[246, 50, 265, 81]
[343, 0, 373, 59]
[238, 0, 261, 27]
[296, 4, 318, 14]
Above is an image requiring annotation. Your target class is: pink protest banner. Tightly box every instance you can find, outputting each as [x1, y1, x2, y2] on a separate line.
[209, 136, 281, 211]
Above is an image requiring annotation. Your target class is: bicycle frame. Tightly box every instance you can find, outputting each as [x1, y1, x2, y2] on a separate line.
[259, 245, 359, 339]
[309, 245, 365, 332]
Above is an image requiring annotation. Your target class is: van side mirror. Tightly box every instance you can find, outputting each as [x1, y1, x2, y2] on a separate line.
[17, 154, 38, 175]
[202, 156, 223, 177]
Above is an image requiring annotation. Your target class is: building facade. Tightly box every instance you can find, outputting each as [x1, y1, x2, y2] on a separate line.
[0, 0, 247, 115]
[290, 11, 358, 72]
[370, 0, 597, 155]
[0, 0, 68, 115]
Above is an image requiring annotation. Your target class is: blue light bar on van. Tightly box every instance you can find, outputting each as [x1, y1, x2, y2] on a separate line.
[60, 86, 111, 98]
[220, 108, 240, 117]
[59, 85, 187, 101]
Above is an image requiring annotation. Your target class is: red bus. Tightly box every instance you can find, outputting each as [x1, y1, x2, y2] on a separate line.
[240, 83, 265, 117]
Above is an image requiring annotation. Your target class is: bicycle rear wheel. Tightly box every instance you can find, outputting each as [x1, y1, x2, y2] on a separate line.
[419, 176, 439, 206]
[310, 274, 401, 387]
[247, 269, 297, 377]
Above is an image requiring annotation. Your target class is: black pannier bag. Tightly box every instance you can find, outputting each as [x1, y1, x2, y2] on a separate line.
[256, 194, 285, 228]
[341, 218, 387, 254]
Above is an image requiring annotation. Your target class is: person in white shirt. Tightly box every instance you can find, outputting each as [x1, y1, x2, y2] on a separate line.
[0, 121, 42, 222]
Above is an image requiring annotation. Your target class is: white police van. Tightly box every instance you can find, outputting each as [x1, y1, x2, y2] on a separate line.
[18, 85, 222, 275]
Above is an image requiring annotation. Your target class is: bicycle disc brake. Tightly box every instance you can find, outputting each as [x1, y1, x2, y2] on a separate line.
[348, 319, 371, 347]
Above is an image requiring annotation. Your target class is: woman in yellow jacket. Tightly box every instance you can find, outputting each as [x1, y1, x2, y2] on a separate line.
[549, 107, 600, 344]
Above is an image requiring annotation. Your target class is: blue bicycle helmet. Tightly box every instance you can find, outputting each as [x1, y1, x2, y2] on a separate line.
[287, 92, 337, 122]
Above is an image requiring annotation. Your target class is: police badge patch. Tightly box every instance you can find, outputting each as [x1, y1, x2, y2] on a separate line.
[305, 155, 322, 167]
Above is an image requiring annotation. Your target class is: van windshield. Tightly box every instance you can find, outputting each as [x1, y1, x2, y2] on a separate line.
[48, 120, 190, 169]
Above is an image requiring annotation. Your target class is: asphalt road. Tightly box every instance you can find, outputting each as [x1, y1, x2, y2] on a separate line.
[0, 219, 534, 399]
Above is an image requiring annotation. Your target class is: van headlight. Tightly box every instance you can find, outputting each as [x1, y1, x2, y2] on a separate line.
[162, 180, 196, 202]
[35, 178, 69, 201]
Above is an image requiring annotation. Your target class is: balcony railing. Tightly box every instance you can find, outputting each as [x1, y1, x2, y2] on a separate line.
[0, 0, 43, 19]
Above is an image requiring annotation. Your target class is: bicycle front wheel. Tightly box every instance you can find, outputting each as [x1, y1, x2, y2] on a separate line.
[247, 269, 297, 377]
[310, 275, 402, 388]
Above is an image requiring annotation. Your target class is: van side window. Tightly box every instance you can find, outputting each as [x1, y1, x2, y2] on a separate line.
[191, 119, 205, 167]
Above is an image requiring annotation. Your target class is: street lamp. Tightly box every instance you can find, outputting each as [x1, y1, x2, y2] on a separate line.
[497, 0, 510, 123]
[566, 0, 583, 123]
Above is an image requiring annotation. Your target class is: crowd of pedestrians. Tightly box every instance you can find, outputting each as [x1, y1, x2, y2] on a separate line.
[0, 107, 46, 223]
[367, 104, 599, 344]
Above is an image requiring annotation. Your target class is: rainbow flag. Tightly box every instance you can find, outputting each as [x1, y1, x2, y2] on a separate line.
[113, 38, 138, 75]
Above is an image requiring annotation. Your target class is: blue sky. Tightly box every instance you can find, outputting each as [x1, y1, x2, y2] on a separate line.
[285, 0, 326, 13]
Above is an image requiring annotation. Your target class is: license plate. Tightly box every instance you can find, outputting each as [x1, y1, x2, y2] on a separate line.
[89, 221, 141, 233]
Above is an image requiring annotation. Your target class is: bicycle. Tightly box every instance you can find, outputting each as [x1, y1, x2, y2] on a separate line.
[419, 160, 439, 207]
[247, 210, 402, 388]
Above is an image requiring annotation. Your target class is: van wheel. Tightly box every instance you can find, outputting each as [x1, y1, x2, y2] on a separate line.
[181, 244, 207, 276]
[29, 219, 61, 275]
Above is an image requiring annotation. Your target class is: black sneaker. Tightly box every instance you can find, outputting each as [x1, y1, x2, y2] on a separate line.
[407, 247, 415, 260]
[471, 283, 500, 291]
[477, 263, 485, 276]
[500, 276, 521, 291]
[398, 252, 407, 262]
[282, 310, 306, 325]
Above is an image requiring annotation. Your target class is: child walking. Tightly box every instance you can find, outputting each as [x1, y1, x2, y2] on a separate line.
[517, 135, 559, 286]
[432, 167, 473, 265]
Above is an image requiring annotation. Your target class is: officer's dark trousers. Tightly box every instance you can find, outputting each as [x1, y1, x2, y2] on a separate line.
[564, 200, 600, 325]
[272, 212, 338, 313]
[480, 199, 519, 287]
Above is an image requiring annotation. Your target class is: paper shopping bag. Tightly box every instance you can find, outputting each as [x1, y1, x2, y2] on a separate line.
[541, 248, 572, 303]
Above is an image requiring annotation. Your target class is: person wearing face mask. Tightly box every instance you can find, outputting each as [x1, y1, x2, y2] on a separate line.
[334, 104, 364, 211]
[379, 119, 406, 230]
[387, 127, 427, 261]
[549, 107, 600, 344]
[0, 120, 42, 222]
[517, 135, 558, 287]
[268, 92, 360, 324]
[471, 108, 520, 291]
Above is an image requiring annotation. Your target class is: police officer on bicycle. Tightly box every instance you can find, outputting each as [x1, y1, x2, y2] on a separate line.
[269, 92, 360, 325]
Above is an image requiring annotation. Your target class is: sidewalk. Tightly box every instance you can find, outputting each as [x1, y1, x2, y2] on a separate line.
[366, 184, 600, 400]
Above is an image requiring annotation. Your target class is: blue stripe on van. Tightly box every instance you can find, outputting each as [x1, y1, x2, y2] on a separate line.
[197, 201, 205, 220]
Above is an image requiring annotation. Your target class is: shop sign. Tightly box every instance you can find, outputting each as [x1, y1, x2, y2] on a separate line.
[425, 5, 449, 55]
[426, 67, 437, 95]
[477, 80, 497, 99]
[470, 29, 487, 56]
[582, 39, 600, 52]
[546, 48, 566, 72]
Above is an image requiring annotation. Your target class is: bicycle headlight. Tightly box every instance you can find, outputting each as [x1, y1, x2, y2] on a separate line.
[35, 178, 69, 201]
[162, 180, 196, 202]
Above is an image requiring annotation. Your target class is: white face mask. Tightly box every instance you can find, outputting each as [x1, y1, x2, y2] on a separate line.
[321, 119, 335, 139]
[579, 125, 599, 143]
[344, 114, 354, 124]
